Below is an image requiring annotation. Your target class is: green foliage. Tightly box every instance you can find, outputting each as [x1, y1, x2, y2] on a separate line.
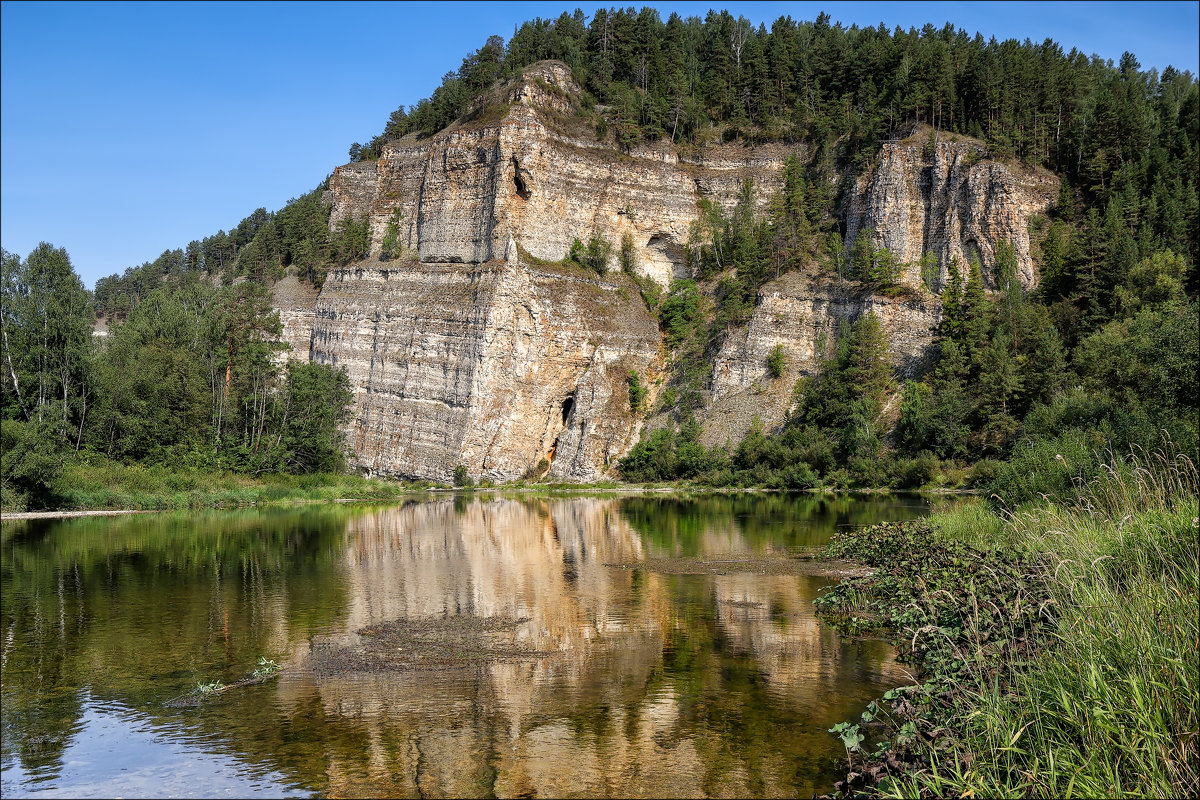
[0, 418, 63, 510]
[252, 657, 281, 680]
[93, 185, 336, 310]
[453, 464, 474, 488]
[379, 209, 403, 261]
[627, 371, 647, 412]
[566, 230, 613, 273]
[42, 457, 419, 511]
[766, 344, 786, 379]
[833, 449, 1199, 798]
[897, 243, 1068, 460]
[657, 279, 702, 349]
[849, 233, 903, 287]
[618, 416, 729, 482]
[2, 244, 359, 497]
[918, 251, 940, 293]
[276, 362, 355, 473]
[0, 244, 93, 442]
[1074, 297, 1199, 424]
[796, 312, 894, 451]
[619, 232, 637, 274]
[330, 214, 371, 268]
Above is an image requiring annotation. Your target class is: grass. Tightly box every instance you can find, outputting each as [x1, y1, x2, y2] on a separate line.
[818, 444, 1199, 799]
[1, 454, 709, 514]
[34, 457, 429, 512]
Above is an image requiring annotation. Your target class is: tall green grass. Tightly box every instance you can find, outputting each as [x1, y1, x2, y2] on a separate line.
[889, 446, 1199, 799]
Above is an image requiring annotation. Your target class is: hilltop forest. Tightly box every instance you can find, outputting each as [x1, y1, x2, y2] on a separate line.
[2, 7, 1198, 510]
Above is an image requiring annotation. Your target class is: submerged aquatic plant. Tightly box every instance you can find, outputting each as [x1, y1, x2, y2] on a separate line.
[252, 657, 281, 679]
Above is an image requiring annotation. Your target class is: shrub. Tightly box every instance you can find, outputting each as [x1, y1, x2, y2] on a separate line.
[0, 419, 62, 510]
[767, 344, 786, 379]
[628, 371, 647, 412]
[566, 230, 613, 274]
[890, 451, 940, 489]
[453, 464, 474, 488]
[619, 232, 637, 274]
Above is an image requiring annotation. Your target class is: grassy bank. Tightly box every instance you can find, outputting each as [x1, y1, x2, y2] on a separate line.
[817, 446, 1199, 798]
[1, 458, 427, 513]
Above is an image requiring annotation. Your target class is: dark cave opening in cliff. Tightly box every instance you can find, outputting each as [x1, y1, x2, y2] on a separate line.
[545, 395, 575, 466]
[512, 158, 531, 200]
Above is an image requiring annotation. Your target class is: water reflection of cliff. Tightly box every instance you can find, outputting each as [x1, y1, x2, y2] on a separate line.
[2, 495, 929, 798]
[283, 497, 913, 798]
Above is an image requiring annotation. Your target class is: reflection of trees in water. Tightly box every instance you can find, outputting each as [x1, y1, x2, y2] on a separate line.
[2, 496, 925, 798]
[619, 493, 932, 554]
[0, 508, 353, 782]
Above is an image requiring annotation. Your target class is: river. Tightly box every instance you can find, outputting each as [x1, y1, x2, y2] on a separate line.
[1, 493, 931, 798]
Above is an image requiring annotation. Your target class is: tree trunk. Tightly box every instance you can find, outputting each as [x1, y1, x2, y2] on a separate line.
[0, 315, 29, 421]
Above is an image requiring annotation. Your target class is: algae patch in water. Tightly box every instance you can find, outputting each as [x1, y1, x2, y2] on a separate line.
[311, 616, 553, 675]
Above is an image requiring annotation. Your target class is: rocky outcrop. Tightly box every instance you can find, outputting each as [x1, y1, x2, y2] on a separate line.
[845, 130, 1057, 290]
[270, 275, 320, 362]
[328, 62, 791, 288]
[697, 274, 941, 448]
[309, 238, 660, 483]
[283, 65, 1052, 481]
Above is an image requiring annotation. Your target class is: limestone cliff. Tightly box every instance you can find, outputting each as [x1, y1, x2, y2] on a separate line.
[698, 274, 941, 448]
[845, 129, 1058, 291]
[309, 240, 660, 483]
[276, 63, 1052, 481]
[270, 275, 320, 362]
[327, 62, 791, 288]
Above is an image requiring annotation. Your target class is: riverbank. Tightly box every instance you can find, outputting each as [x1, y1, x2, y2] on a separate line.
[818, 448, 1199, 798]
[0, 458, 428, 515]
[1, 509, 149, 521]
[2, 454, 974, 517]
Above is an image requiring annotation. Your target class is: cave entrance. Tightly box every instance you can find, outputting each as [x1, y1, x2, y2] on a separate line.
[512, 156, 531, 200]
[545, 395, 575, 466]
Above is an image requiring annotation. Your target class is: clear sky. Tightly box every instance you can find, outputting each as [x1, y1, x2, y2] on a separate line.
[3, 1, 1197, 288]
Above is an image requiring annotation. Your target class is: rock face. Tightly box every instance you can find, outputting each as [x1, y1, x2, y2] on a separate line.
[270, 275, 320, 362]
[328, 61, 791, 288]
[274, 63, 1051, 481]
[697, 273, 941, 448]
[845, 132, 1057, 290]
[309, 241, 660, 483]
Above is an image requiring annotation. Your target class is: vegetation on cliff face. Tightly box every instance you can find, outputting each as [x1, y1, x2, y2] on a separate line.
[359, 8, 1196, 275]
[621, 230, 1198, 496]
[90, 7, 1197, 321]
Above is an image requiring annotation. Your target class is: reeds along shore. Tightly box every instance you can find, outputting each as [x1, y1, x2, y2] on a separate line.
[820, 444, 1199, 799]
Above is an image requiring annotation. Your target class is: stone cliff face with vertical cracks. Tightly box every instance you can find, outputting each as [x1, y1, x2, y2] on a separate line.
[277, 62, 1054, 481]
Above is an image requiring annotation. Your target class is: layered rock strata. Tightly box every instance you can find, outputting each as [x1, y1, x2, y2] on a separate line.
[279, 63, 1052, 481]
[327, 62, 791, 288]
[270, 275, 320, 362]
[697, 273, 941, 448]
[309, 240, 660, 483]
[845, 131, 1057, 290]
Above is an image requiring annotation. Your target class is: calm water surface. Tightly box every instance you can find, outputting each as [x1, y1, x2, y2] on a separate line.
[1, 494, 931, 798]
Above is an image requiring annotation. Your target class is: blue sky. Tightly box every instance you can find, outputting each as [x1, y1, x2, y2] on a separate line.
[3, 1, 1198, 288]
